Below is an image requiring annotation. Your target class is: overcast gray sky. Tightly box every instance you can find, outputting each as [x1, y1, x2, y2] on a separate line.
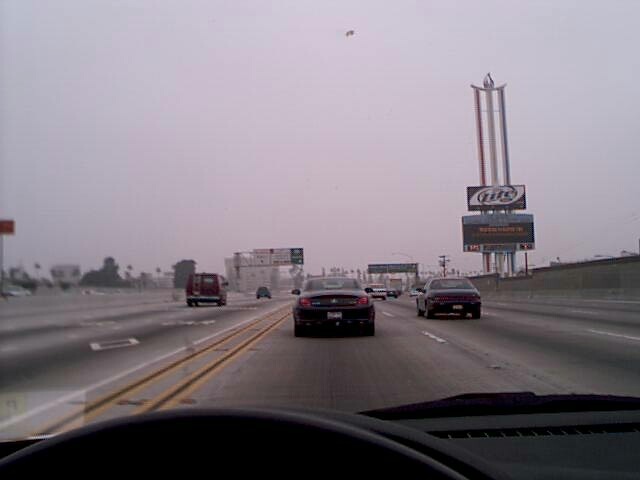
[1, 0, 639, 276]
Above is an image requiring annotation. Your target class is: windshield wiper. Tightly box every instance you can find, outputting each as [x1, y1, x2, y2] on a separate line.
[360, 392, 640, 420]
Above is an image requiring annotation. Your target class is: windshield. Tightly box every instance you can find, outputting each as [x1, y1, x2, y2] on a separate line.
[428, 279, 474, 290]
[2, 0, 640, 443]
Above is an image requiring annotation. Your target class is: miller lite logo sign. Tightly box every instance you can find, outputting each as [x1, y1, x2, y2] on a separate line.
[467, 185, 526, 211]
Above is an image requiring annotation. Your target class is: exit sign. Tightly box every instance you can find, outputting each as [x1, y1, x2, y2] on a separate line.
[0, 220, 14, 235]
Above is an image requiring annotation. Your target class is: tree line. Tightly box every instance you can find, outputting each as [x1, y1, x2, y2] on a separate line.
[6, 257, 198, 292]
[80, 257, 196, 288]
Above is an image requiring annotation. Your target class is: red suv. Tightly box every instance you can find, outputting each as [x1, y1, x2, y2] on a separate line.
[186, 273, 228, 307]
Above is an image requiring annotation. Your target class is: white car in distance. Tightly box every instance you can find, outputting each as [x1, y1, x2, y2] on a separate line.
[368, 284, 387, 300]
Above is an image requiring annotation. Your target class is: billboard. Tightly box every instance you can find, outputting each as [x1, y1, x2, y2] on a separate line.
[253, 249, 272, 265]
[463, 243, 534, 253]
[462, 214, 534, 251]
[368, 263, 418, 274]
[467, 185, 526, 211]
[0, 220, 15, 235]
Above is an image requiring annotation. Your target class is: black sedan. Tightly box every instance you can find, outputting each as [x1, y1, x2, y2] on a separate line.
[416, 277, 481, 319]
[291, 277, 375, 336]
[256, 286, 271, 299]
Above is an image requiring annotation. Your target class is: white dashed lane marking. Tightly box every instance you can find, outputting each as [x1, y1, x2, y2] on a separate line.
[161, 320, 217, 327]
[422, 331, 447, 344]
[588, 329, 640, 342]
[381, 311, 395, 317]
[90, 338, 140, 351]
[80, 321, 116, 327]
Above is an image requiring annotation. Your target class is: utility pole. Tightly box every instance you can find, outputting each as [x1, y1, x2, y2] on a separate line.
[0, 220, 16, 296]
[438, 255, 450, 277]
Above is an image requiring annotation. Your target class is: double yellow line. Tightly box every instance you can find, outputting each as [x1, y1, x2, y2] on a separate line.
[137, 313, 286, 412]
[36, 306, 290, 436]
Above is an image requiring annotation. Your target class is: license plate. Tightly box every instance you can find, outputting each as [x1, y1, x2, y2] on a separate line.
[452, 305, 463, 310]
[327, 312, 343, 320]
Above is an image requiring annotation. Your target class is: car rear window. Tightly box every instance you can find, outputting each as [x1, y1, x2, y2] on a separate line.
[304, 279, 361, 290]
[429, 279, 473, 290]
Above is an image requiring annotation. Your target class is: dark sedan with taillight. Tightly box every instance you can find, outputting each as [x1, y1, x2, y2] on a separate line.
[291, 277, 375, 336]
[416, 277, 481, 319]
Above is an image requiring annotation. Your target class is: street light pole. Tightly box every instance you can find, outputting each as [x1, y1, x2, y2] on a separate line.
[438, 255, 450, 277]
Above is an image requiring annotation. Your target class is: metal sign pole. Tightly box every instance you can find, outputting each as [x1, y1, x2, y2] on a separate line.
[485, 89, 499, 186]
[498, 87, 511, 185]
[469, 75, 524, 277]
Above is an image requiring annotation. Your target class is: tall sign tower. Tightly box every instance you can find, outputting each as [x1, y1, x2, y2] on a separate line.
[462, 74, 535, 276]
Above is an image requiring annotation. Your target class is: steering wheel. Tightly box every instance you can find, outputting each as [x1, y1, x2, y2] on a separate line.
[0, 408, 509, 479]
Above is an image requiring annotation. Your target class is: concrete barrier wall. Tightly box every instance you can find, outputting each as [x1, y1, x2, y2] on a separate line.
[469, 255, 640, 300]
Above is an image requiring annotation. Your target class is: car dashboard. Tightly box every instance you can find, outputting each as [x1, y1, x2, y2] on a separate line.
[1, 406, 640, 478]
[384, 409, 640, 479]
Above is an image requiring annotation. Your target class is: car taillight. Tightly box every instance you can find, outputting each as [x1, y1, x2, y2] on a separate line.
[299, 298, 312, 307]
[357, 296, 369, 305]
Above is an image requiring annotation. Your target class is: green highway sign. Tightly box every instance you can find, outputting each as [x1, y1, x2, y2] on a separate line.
[290, 248, 304, 265]
[257, 247, 304, 266]
[368, 263, 417, 274]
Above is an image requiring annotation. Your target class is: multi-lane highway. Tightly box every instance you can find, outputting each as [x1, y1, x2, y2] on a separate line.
[2, 290, 640, 440]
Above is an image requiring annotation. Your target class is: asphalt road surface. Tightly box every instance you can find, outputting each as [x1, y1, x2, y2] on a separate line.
[192, 295, 640, 411]
[2, 291, 640, 440]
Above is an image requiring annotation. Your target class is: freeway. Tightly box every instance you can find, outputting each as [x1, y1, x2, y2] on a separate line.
[0, 290, 291, 439]
[2, 291, 640, 440]
[188, 295, 640, 411]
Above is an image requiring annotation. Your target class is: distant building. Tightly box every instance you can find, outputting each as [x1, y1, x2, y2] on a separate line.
[224, 256, 281, 292]
[8, 266, 30, 282]
[50, 264, 82, 286]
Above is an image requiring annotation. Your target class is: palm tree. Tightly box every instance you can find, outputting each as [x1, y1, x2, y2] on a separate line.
[124, 265, 133, 283]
